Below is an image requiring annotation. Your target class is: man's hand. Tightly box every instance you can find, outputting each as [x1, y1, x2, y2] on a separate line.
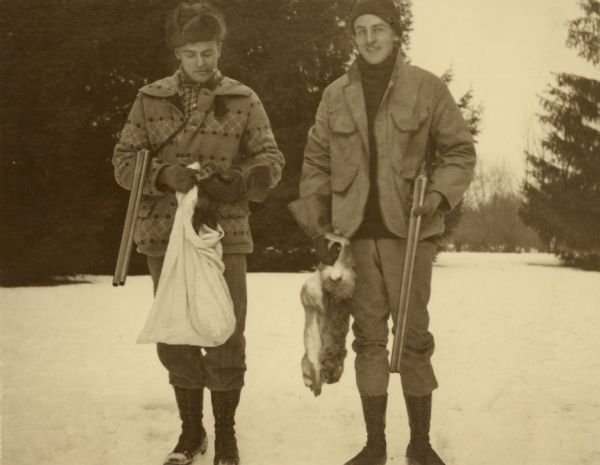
[201, 167, 247, 203]
[157, 165, 197, 193]
[412, 191, 443, 217]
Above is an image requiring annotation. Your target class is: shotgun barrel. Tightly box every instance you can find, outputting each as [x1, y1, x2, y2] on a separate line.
[113, 149, 151, 286]
[389, 173, 428, 373]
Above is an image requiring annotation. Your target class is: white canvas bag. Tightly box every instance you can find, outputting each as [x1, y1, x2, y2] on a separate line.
[137, 174, 235, 347]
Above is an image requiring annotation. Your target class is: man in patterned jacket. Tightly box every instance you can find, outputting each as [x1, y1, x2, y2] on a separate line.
[112, 2, 284, 464]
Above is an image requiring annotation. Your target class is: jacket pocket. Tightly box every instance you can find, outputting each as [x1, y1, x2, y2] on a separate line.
[390, 108, 429, 173]
[391, 108, 429, 133]
[392, 166, 418, 180]
[390, 167, 418, 218]
[330, 115, 358, 134]
[137, 197, 155, 218]
[331, 163, 358, 193]
[133, 196, 173, 249]
[330, 115, 361, 162]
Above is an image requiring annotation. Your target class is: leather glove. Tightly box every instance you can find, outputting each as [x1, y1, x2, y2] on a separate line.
[412, 191, 443, 217]
[313, 234, 341, 266]
[157, 165, 197, 193]
[201, 167, 247, 203]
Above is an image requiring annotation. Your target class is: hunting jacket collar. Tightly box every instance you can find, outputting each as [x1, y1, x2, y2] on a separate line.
[139, 69, 253, 98]
[343, 50, 420, 158]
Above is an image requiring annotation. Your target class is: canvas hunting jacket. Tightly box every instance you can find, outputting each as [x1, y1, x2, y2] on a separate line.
[296, 51, 476, 240]
[113, 70, 284, 256]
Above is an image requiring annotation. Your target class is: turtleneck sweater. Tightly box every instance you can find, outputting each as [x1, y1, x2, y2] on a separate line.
[353, 51, 398, 239]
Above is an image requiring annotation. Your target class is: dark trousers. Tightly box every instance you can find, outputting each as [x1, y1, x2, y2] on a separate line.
[350, 239, 438, 397]
[147, 254, 248, 391]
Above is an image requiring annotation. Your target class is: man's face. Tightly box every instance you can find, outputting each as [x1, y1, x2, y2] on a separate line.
[353, 14, 397, 65]
[175, 40, 221, 83]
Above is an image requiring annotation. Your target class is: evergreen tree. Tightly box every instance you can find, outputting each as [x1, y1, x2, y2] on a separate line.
[437, 70, 483, 247]
[0, 1, 171, 285]
[0, 0, 362, 283]
[0, 0, 480, 282]
[521, 0, 600, 270]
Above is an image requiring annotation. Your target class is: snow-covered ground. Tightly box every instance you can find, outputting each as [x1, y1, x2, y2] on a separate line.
[1, 253, 599, 465]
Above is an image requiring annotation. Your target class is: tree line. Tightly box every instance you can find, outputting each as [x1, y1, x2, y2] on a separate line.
[5, 0, 596, 285]
[0, 0, 361, 284]
[521, 0, 600, 270]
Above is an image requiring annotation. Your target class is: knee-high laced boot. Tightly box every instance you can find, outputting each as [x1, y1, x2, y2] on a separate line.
[404, 394, 445, 465]
[163, 386, 208, 465]
[212, 389, 241, 465]
[344, 395, 387, 465]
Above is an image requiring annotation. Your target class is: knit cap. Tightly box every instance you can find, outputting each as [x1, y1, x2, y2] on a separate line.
[348, 0, 401, 35]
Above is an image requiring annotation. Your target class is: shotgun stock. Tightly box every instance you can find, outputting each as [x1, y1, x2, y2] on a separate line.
[113, 149, 151, 286]
[389, 173, 428, 373]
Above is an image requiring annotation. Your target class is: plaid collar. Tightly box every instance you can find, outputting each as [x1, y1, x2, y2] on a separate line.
[139, 71, 251, 98]
[177, 68, 223, 92]
[178, 69, 224, 118]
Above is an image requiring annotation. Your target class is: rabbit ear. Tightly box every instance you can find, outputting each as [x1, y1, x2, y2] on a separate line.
[324, 232, 350, 246]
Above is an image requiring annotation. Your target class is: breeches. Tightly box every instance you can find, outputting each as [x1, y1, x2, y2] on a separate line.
[147, 253, 247, 391]
[350, 239, 438, 397]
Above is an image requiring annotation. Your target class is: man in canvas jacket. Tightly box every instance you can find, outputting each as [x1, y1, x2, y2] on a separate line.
[112, 2, 284, 465]
[291, 1, 475, 464]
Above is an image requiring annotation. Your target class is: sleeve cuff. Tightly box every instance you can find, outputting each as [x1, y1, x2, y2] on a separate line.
[430, 189, 452, 213]
[144, 160, 170, 197]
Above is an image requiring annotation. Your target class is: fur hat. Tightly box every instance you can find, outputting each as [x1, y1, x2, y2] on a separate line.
[165, 1, 226, 49]
[348, 0, 401, 36]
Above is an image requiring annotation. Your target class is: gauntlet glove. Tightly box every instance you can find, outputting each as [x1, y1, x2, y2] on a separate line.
[157, 165, 197, 193]
[412, 191, 443, 217]
[201, 167, 246, 203]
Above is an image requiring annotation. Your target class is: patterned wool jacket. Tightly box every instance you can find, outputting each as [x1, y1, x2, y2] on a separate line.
[113, 70, 285, 256]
